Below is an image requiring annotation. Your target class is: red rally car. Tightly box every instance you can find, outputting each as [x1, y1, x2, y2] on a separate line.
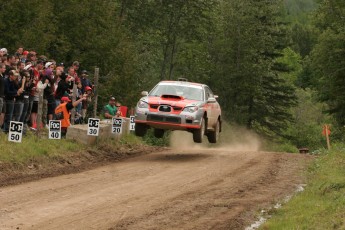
[134, 79, 222, 143]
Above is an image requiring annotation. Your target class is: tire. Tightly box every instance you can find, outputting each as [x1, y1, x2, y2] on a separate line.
[154, 128, 165, 138]
[135, 123, 147, 137]
[193, 117, 206, 143]
[207, 119, 220, 143]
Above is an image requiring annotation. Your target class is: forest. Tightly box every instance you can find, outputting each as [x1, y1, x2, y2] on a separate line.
[0, 0, 343, 150]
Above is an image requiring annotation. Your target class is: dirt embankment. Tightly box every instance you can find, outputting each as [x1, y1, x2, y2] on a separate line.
[0, 143, 164, 188]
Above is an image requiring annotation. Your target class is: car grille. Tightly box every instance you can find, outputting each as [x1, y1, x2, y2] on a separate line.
[172, 106, 182, 111]
[150, 105, 159, 109]
[147, 114, 181, 124]
[159, 105, 171, 112]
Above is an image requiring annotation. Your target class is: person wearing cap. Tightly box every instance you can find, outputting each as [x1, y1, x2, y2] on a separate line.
[80, 70, 92, 94]
[3, 70, 23, 132]
[72, 61, 80, 75]
[55, 94, 87, 136]
[103, 97, 118, 119]
[0, 48, 8, 56]
[21, 51, 28, 63]
[45, 61, 54, 70]
[38, 68, 56, 126]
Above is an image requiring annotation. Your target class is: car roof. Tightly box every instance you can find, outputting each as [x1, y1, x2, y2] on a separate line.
[159, 80, 205, 87]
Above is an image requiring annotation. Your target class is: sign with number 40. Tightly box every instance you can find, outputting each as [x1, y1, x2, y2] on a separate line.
[49, 120, 61, 139]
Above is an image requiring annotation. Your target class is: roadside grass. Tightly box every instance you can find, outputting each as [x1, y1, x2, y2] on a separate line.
[260, 144, 345, 230]
[0, 131, 84, 164]
[0, 131, 150, 166]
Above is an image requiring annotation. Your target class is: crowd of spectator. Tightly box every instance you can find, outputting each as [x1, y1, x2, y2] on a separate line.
[0, 47, 94, 134]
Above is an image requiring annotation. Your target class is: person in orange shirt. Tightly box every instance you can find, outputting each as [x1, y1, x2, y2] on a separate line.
[55, 94, 86, 136]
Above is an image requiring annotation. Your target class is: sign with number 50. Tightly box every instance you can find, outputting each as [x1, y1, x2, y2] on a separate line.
[8, 121, 23, 143]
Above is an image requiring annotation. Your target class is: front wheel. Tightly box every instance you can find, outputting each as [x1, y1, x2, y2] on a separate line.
[193, 117, 206, 143]
[207, 119, 220, 143]
[135, 123, 147, 137]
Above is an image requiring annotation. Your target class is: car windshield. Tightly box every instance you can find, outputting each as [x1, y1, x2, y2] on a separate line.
[149, 83, 204, 101]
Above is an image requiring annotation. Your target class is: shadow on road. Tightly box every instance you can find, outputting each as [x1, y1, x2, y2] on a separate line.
[146, 152, 212, 162]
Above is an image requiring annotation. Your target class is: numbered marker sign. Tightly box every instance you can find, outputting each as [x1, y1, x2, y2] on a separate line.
[112, 117, 123, 134]
[88, 118, 100, 136]
[129, 116, 135, 131]
[8, 121, 23, 143]
[49, 120, 61, 139]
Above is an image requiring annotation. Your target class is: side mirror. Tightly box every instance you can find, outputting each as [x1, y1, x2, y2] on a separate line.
[214, 95, 219, 99]
[141, 91, 148, 96]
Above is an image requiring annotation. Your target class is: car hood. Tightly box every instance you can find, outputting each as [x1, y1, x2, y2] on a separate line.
[147, 95, 200, 107]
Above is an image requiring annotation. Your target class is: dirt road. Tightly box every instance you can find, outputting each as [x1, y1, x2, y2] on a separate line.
[0, 146, 312, 230]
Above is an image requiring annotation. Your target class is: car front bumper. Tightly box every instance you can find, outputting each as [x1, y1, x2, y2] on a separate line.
[135, 107, 203, 130]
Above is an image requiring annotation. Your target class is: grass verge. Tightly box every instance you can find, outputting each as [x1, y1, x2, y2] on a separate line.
[0, 131, 83, 164]
[0, 131, 153, 166]
[260, 144, 345, 229]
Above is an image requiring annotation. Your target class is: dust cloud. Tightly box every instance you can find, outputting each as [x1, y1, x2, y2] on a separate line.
[169, 123, 261, 152]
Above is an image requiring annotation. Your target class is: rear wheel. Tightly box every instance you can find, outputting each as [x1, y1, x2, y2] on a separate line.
[207, 119, 220, 143]
[154, 128, 165, 138]
[193, 117, 206, 143]
[135, 123, 147, 137]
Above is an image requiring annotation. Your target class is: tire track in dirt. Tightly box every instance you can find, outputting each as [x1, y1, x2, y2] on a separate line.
[0, 149, 312, 230]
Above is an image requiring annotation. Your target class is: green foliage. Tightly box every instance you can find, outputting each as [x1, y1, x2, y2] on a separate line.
[1, 0, 343, 148]
[284, 88, 331, 151]
[142, 129, 170, 147]
[262, 140, 299, 153]
[310, 0, 345, 126]
[261, 144, 345, 229]
[210, 0, 297, 139]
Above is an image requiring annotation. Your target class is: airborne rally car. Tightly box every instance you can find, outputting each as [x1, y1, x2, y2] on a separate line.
[134, 79, 222, 143]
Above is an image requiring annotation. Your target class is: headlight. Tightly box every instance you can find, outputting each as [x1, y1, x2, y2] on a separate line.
[137, 100, 148, 108]
[183, 106, 198, 113]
